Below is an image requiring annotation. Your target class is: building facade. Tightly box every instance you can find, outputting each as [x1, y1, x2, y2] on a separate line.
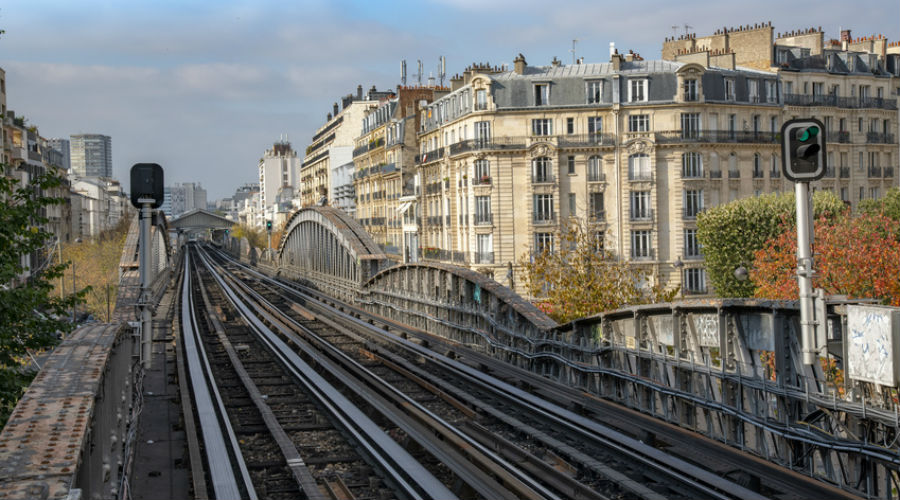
[258, 139, 300, 221]
[353, 86, 446, 259]
[300, 86, 391, 210]
[48, 138, 71, 172]
[383, 25, 897, 296]
[70, 134, 112, 178]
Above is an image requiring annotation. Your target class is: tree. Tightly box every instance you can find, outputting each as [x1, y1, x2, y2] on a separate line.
[0, 171, 83, 427]
[230, 223, 266, 248]
[751, 213, 900, 306]
[518, 223, 677, 324]
[58, 219, 129, 321]
[859, 187, 900, 222]
[697, 191, 845, 297]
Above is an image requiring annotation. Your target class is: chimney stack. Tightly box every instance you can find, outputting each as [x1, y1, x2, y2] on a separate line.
[357, 85, 363, 99]
[333, 102, 339, 117]
[514, 53, 527, 75]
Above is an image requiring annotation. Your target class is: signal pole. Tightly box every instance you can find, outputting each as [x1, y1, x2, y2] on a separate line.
[781, 118, 826, 365]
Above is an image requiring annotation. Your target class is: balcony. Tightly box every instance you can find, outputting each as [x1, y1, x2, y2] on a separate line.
[533, 212, 556, 224]
[448, 137, 528, 156]
[474, 213, 493, 225]
[630, 209, 653, 222]
[885, 166, 895, 178]
[867, 132, 896, 144]
[823, 166, 835, 178]
[655, 130, 777, 145]
[474, 251, 494, 264]
[868, 166, 883, 178]
[752, 168, 765, 179]
[708, 170, 722, 179]
[832, 130, 851, 144]
[587, 172, 606, 182]
[728, 170, 741, 179]
[416, 147, 445, 165]
[628, 172, 652, 182]
[589, 210, 605, 222]
[770, 168, 781, 179]
[839, 167, 851, 178]
[558, 133, 616, 147]
[783, 93, 898, 110]
[474, 175, 491, 186]
[532, 173, 555, 184]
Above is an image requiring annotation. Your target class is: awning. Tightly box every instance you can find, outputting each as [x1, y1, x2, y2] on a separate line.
[397, 201, 413, 215]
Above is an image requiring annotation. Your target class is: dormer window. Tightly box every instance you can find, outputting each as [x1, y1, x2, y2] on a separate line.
[724, 78, 735, 101]
[628, 79, 648, 102]
[475, 89, 488, 110]
[586, 80, 603, 104]
[683, 79, 698, 101]
[535, 83, 549, 106]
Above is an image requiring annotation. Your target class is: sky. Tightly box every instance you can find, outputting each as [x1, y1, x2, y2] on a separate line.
[2, 0, 898, 199]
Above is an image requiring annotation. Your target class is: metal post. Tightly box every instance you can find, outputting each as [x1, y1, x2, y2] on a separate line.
[795, 182, 817, 365]
[71, 261, 76, 323]
[139, 201, 154, 369]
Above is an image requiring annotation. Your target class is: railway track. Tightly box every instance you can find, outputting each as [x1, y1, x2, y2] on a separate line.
[191, 245, 847, 500]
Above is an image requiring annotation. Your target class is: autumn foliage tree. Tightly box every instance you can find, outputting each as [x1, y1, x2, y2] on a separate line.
[697, 190, 845, 297]
[751, 212, 900, 306]
[57, 219, 130, 321]
[519, 223, 677, 324]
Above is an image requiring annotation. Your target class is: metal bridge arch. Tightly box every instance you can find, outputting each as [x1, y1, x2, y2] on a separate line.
[359, 262, 557, 364]
[278, 207, 388, 300]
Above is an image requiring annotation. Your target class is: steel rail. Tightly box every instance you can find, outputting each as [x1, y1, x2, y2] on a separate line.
[206, 250, 565, 500]
[215, 251, 768, 500]
[194, 246, 455, 500]
[181, 251, 256, 500]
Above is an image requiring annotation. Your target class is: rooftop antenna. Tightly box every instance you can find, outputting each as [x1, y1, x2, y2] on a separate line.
[571, 39, 579, 64]
[439, 56, 446, 87]
[401, 60, 407, 86]
[417, 59, 423, 86]
[671, 25, 679, 38]
[683, 23, 693, 36]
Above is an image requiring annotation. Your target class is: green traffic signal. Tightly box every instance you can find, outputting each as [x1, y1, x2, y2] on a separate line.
[797, 125, 819, 142]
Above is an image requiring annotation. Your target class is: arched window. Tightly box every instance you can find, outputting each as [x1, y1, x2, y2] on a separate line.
[628, 153, 651, 180]
[587, 155, 603, 181]
[532, 157, 553, 183]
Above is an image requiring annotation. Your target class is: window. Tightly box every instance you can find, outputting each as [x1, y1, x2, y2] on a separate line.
[684, 229, 701, 258]
[567, 156, 575, 174]
[532, 118, 553, 136]
[630, 191, 651, 220]
[681, 113, 700, 139]
[566, 117, 574, 134]
[587, 155, 603, 181]
[533, 194, 554, 222]
[475, 196, 492, 224]
[587, 80, 602, 104]
[628, 114, 649, 132]
[476, 234, 493, 263]
[628, 79, 647, 102]
[770, 116, 778, 132]
[683, 268, 707, 293]
[748, 80, 759, 102]
[785, 81, 793, 95]
[812, 82, 823, 97]
[589, 192, 604, 219]
[766, 80, 777, 103]
[628, 153, 651, 180]
[475, 89, 487, 110]
[724, 79, 735, 100]
[568, 193, 576, 214]
[474, 121, 491, 146]
[870, 187, 880, 199]
[535, 83, 549, 106]
[752, 153, 763, 177]
[840, 187, 849, 202]
[684, 189, 703, 218]
[682, 152, 702, 178]
[534, 232, 553, 253]
[532, 157, 553, 183]
[588, 116, 603, 136]
[728, 114, 736, 139]
[474, 159, 490, 180]
[684, 79, 698, 101]
[631, 230, 652, 258]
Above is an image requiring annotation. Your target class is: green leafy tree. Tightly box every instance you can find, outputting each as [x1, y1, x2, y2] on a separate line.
[859, 187, 900, 223]
[697, 190, 845, 297]
[0, 172, 83, 427]
[519, 223, 677, 324]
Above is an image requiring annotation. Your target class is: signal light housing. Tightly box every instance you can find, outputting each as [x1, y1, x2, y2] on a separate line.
[781, 118, 827, 182]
